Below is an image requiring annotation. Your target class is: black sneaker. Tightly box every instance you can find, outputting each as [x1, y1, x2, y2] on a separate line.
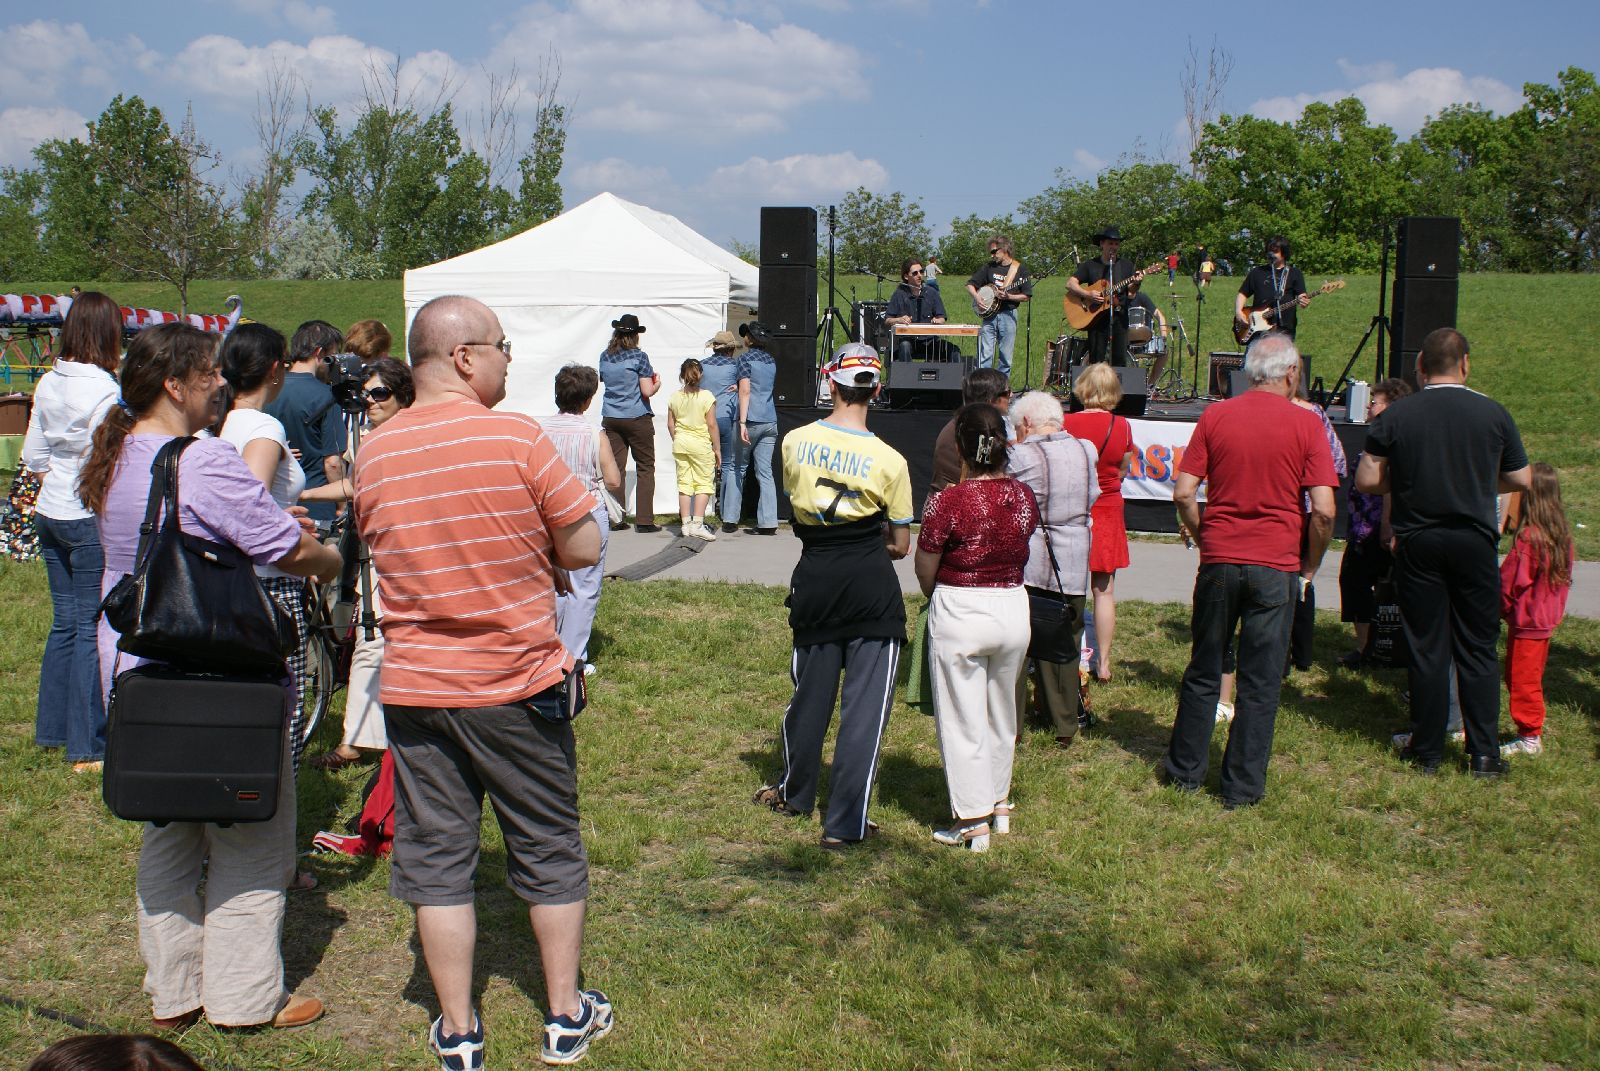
[721, 522, 739, 534]
[429, 1012, 484, 1070]
[541, 990, 613, 1065]
[634, 524, 663, 534]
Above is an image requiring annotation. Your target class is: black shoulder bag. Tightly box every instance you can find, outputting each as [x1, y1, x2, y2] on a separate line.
[101, 437, 295, 676]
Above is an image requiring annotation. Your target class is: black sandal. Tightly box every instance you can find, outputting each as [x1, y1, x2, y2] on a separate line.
[752, 785, 807, 817]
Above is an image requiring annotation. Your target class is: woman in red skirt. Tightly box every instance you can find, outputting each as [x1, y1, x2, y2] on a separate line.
[1062, 364, 1134, 682]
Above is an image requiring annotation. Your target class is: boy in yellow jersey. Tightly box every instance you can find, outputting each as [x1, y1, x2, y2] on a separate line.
[753, 344, 913, 848]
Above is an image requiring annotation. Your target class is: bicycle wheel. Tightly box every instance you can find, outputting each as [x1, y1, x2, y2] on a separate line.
[298, 627, 336, 753]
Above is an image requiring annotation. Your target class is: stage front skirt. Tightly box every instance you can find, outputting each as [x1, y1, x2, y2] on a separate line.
[1122, 418, 1201, 503]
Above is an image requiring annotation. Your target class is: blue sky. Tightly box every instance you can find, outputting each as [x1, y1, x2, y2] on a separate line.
[4, 0, 1597, 251]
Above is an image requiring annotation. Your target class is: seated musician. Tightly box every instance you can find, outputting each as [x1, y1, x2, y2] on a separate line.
[1125, 279, 1170, 382]
[885, 258, 947, 361]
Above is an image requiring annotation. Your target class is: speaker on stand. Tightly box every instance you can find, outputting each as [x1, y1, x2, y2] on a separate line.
[759, 207, 820, 408]
[1388, 216, 1460, 384]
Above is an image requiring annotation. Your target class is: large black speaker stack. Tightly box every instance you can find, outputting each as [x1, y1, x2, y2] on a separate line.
[1389, 217, 1460, 383]
[759, 207, 819, 406]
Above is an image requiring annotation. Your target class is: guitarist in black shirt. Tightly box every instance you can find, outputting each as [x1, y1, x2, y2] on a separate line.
[1235, 237, 1310, 342]
[1066, 225, 1137, 367]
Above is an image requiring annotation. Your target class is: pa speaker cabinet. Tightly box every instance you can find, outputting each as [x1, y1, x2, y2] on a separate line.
[1069, 364, 1147, 416]
[758, 264, 817, 336]
[1395, 216, 1460, 279]
[770, 334, 819, 408]
[888, 360, 968, 393]
[1390, 349, 1420, 386]
[759, 207, 818, 267]
[1223, 357, 1311, 399]
[1390, 275, 1458, 353]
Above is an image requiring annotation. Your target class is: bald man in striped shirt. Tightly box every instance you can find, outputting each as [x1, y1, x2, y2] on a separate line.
[355, 295, 614, 1066]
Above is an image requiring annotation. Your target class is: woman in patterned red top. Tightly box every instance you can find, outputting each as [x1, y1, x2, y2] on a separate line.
[915, 403, 1040, 852]
[1061, 363, 1134, 682]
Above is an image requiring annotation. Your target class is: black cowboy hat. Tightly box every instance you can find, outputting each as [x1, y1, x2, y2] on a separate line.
[738, 321, 771, 346]
[1092, 225, 1123, 243]
[610, 313, 646, 334]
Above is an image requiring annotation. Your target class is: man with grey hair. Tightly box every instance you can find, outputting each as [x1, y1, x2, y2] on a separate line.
[1164, 331, 1338, 807]
[1007, 391, 1099, 745]
[354, 295, 613, 1067]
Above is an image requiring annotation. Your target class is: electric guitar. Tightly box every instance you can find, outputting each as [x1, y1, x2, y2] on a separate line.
[1232, 279, 1346, 345]
[1062, 261, 1165, 331]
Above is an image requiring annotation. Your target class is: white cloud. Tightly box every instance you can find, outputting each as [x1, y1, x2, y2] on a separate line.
[1072, 148, 1106, 174]
[488, 0, 867, 139]
[0, 106, 89, 167]
[228, 0, 338, 35]
[164, 34, 401, 110]
[1251, 66, 1522, 133]
[702, 152, 888, 201]
[570, 156, 675, 200]
[0, 20, 113, 103]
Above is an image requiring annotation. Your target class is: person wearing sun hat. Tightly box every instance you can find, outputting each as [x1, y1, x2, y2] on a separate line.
[752, 343, 913, 849]
[599, 313, 662, 532]
[699, 329, 745, 531]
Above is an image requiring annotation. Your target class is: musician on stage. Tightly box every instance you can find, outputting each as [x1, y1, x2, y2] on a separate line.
[964, 236, 1030, 377]
[1125, 279, 1171, 383]
[1066, 226, 1135, 367]
[885, 258, 947, 361]
[1236, 237, 1310, 342]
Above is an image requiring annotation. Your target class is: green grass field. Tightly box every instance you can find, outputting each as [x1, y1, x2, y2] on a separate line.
[5, 272, 1598, 556]
[1, 569, 1598, 1069]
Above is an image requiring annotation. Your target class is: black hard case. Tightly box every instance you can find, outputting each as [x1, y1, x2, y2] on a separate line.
[103, 665, 288, 825]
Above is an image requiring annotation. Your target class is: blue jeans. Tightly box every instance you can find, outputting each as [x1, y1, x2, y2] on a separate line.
[976, 308, 1017, 377]
[718, 415, 778, 529]
[35, 514, 107, 760]
[1165, 563, 1295, 804]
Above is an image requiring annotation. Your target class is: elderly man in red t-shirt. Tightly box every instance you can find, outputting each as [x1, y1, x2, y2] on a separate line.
[1164, 331, 1339, 808]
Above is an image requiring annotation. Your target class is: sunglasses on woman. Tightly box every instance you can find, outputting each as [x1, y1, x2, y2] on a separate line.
[365, 386, 394, 403]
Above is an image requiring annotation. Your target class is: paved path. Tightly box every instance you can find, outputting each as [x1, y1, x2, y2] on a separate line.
[603, 526, 1600, 620]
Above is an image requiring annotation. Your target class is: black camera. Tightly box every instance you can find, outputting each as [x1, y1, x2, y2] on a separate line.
[323, 351, 368, 414]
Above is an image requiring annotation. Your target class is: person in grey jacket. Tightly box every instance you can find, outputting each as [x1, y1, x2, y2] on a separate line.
[1006, 391, 1099, 747]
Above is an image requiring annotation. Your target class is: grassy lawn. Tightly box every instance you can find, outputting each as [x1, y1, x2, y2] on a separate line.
[6, 272, 1596, 555]
[1, 567, 1597, 1069]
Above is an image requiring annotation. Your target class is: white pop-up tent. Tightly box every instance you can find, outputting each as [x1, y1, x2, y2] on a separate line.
[403, 191, 761, 516]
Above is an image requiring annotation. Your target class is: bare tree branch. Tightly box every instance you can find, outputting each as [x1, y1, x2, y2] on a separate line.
[1182, 36, 1234, 177]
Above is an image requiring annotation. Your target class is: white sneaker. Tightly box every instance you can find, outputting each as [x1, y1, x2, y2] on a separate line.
[1215, 702, 1235, 724]
[1391, 730, 1413, 750]
[692, 520, 717, 541]
[1501, 735, 1543, 757]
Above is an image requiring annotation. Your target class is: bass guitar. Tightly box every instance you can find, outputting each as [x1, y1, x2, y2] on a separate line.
[1062, 261, 1165, 331]
[1233, 279, 1345, 345]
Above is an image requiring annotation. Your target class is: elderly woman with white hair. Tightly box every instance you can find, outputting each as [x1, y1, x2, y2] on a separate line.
[1008, 390, 1100, 747]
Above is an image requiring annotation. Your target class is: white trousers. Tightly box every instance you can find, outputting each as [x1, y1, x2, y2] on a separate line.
[342, 588, 388, 750]
[929, 584, 1030, 821]
[136, 732, 296, 1025]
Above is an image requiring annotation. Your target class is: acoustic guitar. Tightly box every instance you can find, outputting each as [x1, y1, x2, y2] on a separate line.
[1232, 279, 1346, 345]
[1062, 261, 1165, 331]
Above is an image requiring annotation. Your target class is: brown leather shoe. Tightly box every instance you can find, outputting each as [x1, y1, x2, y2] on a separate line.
[271, 995, 325, 1028]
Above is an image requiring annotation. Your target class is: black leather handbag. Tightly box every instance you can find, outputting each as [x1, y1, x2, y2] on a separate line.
[100, 437, 294, 676]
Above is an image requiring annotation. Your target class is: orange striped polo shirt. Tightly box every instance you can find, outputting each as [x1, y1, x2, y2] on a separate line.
[353, 397, 593, 708]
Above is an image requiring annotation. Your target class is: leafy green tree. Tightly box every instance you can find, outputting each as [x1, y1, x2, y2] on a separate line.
[834, 187, 931, 277]
[1411, 103, 1516, 269]
[511, 97, 567, 232]
[1503, 67, 1600, 270]
[0, 168, 45, 278]
[938, 213, 1017, 277]
[1018, 161, 1195, 274]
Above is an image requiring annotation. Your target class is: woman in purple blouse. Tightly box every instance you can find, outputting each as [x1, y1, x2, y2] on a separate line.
[79, 324, 340, 1032]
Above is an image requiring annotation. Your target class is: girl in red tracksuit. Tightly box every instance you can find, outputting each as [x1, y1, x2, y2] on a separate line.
[1499, 462, 1574, 758]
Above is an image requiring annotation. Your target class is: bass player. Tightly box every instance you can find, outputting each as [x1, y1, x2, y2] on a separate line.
[1066, 225, 1136, 367]
[1236, 236, 1310, 342]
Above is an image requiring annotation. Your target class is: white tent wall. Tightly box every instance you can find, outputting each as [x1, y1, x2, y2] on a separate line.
[403, 193, 761, 518]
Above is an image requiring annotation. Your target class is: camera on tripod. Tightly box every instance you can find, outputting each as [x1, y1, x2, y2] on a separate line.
[323, 351, 369, 415]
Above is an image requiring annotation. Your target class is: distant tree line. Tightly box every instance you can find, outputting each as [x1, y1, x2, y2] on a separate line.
[0, 56, 569, 311]
[831, 66, 1599, 279]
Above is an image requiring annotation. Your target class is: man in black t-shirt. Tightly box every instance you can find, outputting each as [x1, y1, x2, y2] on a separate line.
[1357, 328, 1531, 777]
[1236, 236, 1309, 341]
[1067, 225, 1136, 367]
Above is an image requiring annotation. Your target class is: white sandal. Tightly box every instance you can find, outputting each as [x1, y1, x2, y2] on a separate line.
[992, 802, 1014, 835]
[932, 820, 990, 852]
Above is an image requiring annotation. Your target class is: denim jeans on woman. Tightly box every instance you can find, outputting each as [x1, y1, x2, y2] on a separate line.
[35, 514, 106, 761]
[718, 418, 778, 529]
[1165, 563, 1295, 804]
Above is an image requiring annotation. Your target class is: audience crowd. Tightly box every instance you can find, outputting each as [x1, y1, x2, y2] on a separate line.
[13, 289, 1573, 1067]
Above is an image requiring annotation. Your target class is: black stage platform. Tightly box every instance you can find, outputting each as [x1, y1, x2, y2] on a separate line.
[774, 399, 1371, 539]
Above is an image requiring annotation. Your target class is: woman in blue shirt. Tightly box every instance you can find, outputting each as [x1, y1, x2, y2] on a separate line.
[598, 313, 662, 532]
[734, 322, 780, 534]
[699, 330, 744, 532]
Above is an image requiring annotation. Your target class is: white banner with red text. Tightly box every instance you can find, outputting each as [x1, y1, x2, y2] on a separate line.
[1122, 417, 1202, 502]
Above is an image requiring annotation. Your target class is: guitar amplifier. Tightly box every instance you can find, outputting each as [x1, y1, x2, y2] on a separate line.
[888, 360, 967, 392]
[1208, 352, 1245, 397]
